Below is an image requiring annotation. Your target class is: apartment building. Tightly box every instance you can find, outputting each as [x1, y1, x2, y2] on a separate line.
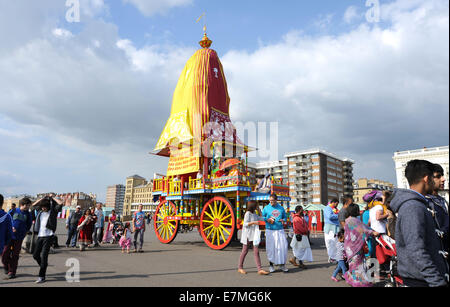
[285, 149, 354, 206]
[105, 184, 125, 216]
[123, 175, 156, 217]
[393, 145, 449, 201]
[253, 148, 354, 208]
[353, 178, 394, 204]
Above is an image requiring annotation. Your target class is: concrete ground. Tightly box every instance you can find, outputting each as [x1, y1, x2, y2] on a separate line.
[0, 220, 351, 287]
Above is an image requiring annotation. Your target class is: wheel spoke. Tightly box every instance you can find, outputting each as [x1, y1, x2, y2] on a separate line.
[203, 210, 215, 221]
[155, 220, 164, 224]
[216, 228, 221, 246]
[220, 214, 231, 222]
[206, 228, 214, 239]
[220, 225, 230, 235]
[167, 224, 174, 236]
[157, 223, 164, 231]
[211, 228, 218, 244]
[219, 203, 228, 218]
[217, 201, 223, 219]
[203, 224, 214, 232]
[202, 220, 214, 224]
[221, 222, 233, 226]
[213, 201, 218, 217]
[218, 227, 226, 243]
[161, 226, 167, 239]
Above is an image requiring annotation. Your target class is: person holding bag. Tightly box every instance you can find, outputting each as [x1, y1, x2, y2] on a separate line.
[238, 201, 269, 275]
[289, 206, 313, 269]
[77, 209, 95, 251]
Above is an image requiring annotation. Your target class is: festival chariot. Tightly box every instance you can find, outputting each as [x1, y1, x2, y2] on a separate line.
[150, 31, 291, 250]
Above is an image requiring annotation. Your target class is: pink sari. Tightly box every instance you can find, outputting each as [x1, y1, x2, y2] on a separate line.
[103, 214, 117, 243]
[343, 217, 375, 287]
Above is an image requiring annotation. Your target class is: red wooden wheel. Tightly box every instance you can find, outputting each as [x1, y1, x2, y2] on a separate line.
[154, 200, 179, 244]
[200, 196, 236, 250]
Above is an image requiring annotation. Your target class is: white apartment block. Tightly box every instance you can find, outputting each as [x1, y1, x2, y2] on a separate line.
[393, 145, 449, 201]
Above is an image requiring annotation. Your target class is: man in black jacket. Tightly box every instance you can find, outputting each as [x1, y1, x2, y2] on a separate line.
[31, 195, 63, 284]
[66, 206, 82, 248]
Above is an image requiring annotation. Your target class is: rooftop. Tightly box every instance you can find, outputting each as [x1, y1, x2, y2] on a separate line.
[393, 145, 449, 157]
[284, 148, 354, 163]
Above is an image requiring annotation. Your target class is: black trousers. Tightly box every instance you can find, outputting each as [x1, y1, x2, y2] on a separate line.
[33, 236, 53, 278]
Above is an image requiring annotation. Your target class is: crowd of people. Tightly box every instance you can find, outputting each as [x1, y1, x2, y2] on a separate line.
[0, 159, 448, 287]
[238, 194, 315, 275]
[0, 195, 151, 284]
[237, 160, 448, 288]
[321, 160, 449, 287]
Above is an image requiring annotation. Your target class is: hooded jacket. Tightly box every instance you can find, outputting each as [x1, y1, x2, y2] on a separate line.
[390, 188, 447, 287]
[0, 210, 13, 252]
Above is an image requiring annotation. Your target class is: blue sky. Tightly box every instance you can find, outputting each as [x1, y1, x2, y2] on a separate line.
[0, 0, 448, 202]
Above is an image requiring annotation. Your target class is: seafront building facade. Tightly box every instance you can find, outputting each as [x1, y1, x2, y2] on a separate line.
[353, 178, 395, 204]
[393, 146, 449, 201]
[123, 175, 157, 217]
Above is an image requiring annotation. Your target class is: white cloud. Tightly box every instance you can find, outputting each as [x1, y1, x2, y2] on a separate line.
[343, 6, 359, 24]
[52, 28, 74, 39]
[221, 0, 449, 173]
[123, 0, 193, 16]
[0, 0, 448, 199]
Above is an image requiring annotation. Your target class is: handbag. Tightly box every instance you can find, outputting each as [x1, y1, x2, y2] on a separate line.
[296, 234, 303, 242]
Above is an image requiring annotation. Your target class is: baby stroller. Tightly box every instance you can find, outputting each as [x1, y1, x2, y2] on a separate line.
[374, 235, 404, 287]
[112, 221, 124, 244]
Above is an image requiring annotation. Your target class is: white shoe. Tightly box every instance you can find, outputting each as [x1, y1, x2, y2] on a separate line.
[35, 277, 46, 284]
[269, 266, 275, 273]
[281, 265, 289, 272]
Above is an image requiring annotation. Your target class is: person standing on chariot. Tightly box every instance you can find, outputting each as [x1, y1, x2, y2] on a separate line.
[262, 194, 289, 273]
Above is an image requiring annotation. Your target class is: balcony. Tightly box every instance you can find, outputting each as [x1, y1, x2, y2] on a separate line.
[298, 185, 313, 192]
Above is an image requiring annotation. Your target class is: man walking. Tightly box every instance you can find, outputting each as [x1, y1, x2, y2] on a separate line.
[0, 194, 13, 257]
[390, 160, 448, 287]
[31, 195, 63, 284]
[65, 206, 82, 248]
[323, 198, 339, 263]
[2, 197, 32, 279]
[132, 204, 146, 253]
[262, 194, 289, 273]
[93, 203, 104, 247]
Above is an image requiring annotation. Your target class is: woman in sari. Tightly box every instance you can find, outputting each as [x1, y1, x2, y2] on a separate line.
[343, 204, 379, 287]
[102, 210, 117, 243]
[77, 209, 95, 251]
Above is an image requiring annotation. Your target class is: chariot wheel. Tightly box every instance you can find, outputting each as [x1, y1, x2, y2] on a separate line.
[154, 200, 179, 244]
[200, 196, 236, 250]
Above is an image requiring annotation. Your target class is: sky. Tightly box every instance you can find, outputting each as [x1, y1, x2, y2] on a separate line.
[0, 0, 448, 202]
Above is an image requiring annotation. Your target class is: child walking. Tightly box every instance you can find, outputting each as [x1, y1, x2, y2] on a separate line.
[119, 222, 132, 254]
[331, 229, 347, 282]
[238, 201, 269, 275]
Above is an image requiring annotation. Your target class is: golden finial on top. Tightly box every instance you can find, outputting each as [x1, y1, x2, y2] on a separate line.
[196, 12, 212, 48]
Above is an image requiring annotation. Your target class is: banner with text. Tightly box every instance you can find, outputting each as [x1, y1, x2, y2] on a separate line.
[167, 144, 200, 176]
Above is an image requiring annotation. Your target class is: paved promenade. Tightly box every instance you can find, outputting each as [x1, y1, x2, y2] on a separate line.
[1, 220, 350, 287]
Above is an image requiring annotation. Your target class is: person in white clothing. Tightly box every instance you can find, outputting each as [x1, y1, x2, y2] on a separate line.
[311, 212, 318, 237]
[238, 201, 269, 275]
[369, 203, 388, 234]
